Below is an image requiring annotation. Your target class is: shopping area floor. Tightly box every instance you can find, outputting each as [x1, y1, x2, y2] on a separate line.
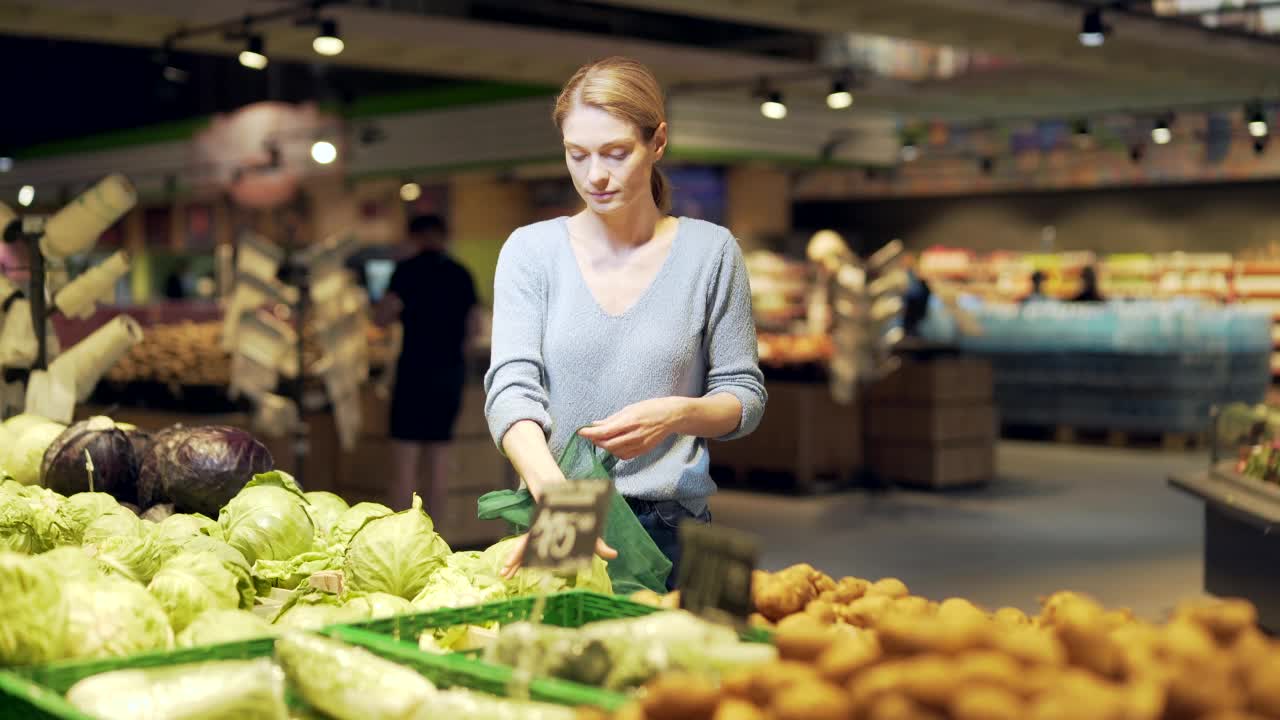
[711, 441, 1207, 621]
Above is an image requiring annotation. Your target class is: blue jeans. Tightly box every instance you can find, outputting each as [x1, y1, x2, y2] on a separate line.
[626, 498, 711, 592]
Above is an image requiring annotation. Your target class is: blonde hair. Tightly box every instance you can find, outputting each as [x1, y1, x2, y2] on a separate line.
[554, 57, 671, 213]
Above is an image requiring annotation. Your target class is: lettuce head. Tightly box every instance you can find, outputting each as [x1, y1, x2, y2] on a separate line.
[63, 576, 174, 659]
[148, 552, 243, 632]
[218, 472, 315, 565]
[0, 551, 69, 664]
[176, 609, 278, 648]
[343, 494, 450, 600]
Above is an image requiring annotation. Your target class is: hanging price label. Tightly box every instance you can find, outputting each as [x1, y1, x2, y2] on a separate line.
[523, 480, 611, 573]
[678, 523, 759, 626]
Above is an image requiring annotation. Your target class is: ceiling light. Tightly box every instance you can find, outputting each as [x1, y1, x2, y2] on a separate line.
[1248, 105, 1269, 138]
[1079, 8, 1107, 47]
[313, 19, 344, 56]
[760, 91, 787, 120]
[1151, 119, 1172, 146]
[0, 157, 12, 173]
[400, 182, 422, 202]
[239, 35, 268, 70]
[17, 185, 34, 207]
[311, 140, 337, 165]
[826, 80, 853, 110]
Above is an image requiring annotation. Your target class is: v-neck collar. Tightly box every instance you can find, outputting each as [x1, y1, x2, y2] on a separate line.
[559, 215, 683, 320]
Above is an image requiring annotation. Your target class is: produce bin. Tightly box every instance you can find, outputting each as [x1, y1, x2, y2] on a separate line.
[0, 627, 627, 719]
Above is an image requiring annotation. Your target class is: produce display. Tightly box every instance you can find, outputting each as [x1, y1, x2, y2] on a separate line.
[607, 565, 1280, 720]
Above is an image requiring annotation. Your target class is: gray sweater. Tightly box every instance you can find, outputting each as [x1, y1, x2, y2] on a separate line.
[484, 216, 767, 513]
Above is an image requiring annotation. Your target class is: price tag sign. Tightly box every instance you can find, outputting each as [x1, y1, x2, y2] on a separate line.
[523, 480, 611, 573]
[678, 523, 759, 626]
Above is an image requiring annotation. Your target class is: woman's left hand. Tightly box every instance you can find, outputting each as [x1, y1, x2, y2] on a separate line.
[578, 397, 688, 460]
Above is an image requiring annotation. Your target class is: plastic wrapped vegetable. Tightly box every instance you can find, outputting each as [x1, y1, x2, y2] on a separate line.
[65, 658, 287, 720]
[275, 631, 439, 720]
[344, 494, 449, 600]
[41, 416, 138, 502]
[176, 609, 278, 648]
[218, 472, 315, 565]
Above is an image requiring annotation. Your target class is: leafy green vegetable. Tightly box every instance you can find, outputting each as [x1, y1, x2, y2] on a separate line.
[481, 535, 612, 597]
[0, 482, 69, 553]
[328, 501, 394, 547]
[148, 552, 243, 632]
[176, 609, 278, 648]
[342, 592, 414, 620]
[271, 592, 367, 631]
[81, 506, 142, 546]
[35, 545, 103, 582]
[303, 491, 349, 538]
[411, 565, 505, 612]
[5, 419, 66, 486]
[63, 576, 174, 659]
[87, 531, 165, 585]
[0, 551, 69, 664]
[66, 658, 287, 720]
[275, 631, 438, 720]
[251, 550, 342, 592]
[218, 472, 315, 565]
[155, 512, 221, 544]
[58, 492, 123, 544]
[344, 494, 450, 600]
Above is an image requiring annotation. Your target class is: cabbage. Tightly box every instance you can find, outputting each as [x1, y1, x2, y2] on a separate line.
[218, 472, 314, 565]
[167, 535, 255, 608]
[176, 609, 278, 648]
[63, 577, 174, 659]
[88, 532, 165, 584]
[481, 536, 612, 598]
[275, 632, 438, 719]
[412, 565, 505, 612]
[155, 512, 221, 544]
[58, 492, 123, 544]
[328, 501, 393, 546]
[157, 425, 274, 517]
[0, 551, 69, 664]
[344, 494, 449, 600]
[271, 595, 367, 631]
[36, 545, 103, 582]
[342, 592, 414, 620]
[66, 658, 287, 720]
[41, 416, 138, 503]
[251, 550, 342, 591]
[81, 506, 143, 546]
[303, 491, 349, 538]
[137, 425, 186, 508]
[0, 483, 69, 553]
[148, 552, 243, 632]
[5, 420, 66, 486]
[1, 413, 58, 437]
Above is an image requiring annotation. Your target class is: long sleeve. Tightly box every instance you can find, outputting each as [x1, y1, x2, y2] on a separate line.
[703, 234, 767, 441]
[483, 230, 553, 449]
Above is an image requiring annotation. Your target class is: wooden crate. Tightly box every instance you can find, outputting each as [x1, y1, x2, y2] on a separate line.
[868, 358, 994, 405]
[869, 404, 999, 444]
[869, 442, 994, 489]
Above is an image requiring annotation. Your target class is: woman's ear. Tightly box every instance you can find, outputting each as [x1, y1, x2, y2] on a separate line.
[652, 122, 668, 160]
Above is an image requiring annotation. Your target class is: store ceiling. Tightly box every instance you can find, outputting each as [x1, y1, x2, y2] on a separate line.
[2, 0, 1279, 148]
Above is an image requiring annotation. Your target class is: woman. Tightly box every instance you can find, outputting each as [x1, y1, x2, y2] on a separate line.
[485, 57, 767, 588]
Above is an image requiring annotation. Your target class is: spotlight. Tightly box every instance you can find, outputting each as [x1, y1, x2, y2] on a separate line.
[826, 79, 853, 110]
[313, 19, 344, 57]
[901, 142, 919, 162]
[17, 185, 34, 207]
[310, 141, 337, 165]
[239, 35, 268, 70]
[1248, 105, 1269, 138]
[400, 182, 422, 202]
[1151, 119, 1172, 146]
[1079, 8, 1107, 47]
[760, 91, 787, 120]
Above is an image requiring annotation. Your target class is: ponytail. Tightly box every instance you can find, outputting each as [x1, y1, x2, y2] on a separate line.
[650, 166, 671, 213]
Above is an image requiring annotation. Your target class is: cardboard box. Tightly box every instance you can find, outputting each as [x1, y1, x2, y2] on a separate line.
[868, 358, 993, 405]
[869, 441, 994, 489]
[869, 404, 999, 444]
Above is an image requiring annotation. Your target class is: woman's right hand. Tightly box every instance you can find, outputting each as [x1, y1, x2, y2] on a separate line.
[500, 534, 618, 579]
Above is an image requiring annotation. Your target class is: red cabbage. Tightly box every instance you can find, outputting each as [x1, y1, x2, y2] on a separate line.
[159, 425, 274, 517]
[41, 416, 138, 503]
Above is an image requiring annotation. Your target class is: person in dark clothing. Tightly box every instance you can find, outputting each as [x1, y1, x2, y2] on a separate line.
[1022, 270, 1048, 304]
[1072, 265, 1105, 303]
[375, 214, 480, 514]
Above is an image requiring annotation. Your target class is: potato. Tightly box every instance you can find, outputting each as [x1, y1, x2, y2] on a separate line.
[841, 595, 893, 628]
[614, 704, 648, 720]
[776, 614, 841, 661]
[1164, 656, 1242, 719]
[1244, 653, 1280, 717]
[990, 625, 1066, 667]
[771, 681, 852, 720]
[1158, 619, 1219, 665]
[950, 685, 1023, 720]
[711, 699, 767, 720]
[892, 596, 933, 617]
[748, 613, 774, 630]
[992, 607, 1030, 627]
[1178, 598, 1258, 646]
[744, 662, 821, 706]
[834, 577, 870, 603]
[848, 661, 910, 709]
[817, 635, 881, 685]
[640, 673, 720, 720]
[867, 578, 909, 599]
[954, 650, 1021, 689]
[864, 693, 944, 720]
[938, 598, 985, 623]
[805, 600, 839, 625]
[898, 656, 961, 708]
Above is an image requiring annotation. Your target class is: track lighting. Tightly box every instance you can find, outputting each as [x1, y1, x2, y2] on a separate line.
[1248, 104, 1269, 138]
[826, 79, 853, 110]
[1079, 8, 1108, 47]
[239, 35, 268, 70]
[17, 185, 34, 208]
[313, 19, 343, 56]
[310, 141, 337, 165]
[400, 182, 422, 202]
[760, 91, 787, 120]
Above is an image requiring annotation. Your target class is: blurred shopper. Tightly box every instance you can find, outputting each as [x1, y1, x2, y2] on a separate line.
[375, 214, 480, 515]
[1072, 265, 1105, 303]
[1022, 270, 1048, 304]
[485, 57, 767, 587]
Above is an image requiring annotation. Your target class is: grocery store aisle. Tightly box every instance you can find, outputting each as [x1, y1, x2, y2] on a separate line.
[711, 441, 1207, 621]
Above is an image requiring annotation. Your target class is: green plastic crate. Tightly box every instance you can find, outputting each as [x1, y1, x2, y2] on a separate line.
[338, 588, 770, 643]
[0, 628, 628, 720]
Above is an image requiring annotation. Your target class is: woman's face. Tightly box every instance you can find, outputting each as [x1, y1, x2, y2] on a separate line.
[561, 103, 666, 215]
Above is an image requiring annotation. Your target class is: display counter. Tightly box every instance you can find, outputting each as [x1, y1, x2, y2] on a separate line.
[1170, 464, 1280, 633]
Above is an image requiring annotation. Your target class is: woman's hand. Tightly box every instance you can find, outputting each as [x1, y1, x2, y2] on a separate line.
[500, 534, 618, 579]
[577, 397, 689, 460]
